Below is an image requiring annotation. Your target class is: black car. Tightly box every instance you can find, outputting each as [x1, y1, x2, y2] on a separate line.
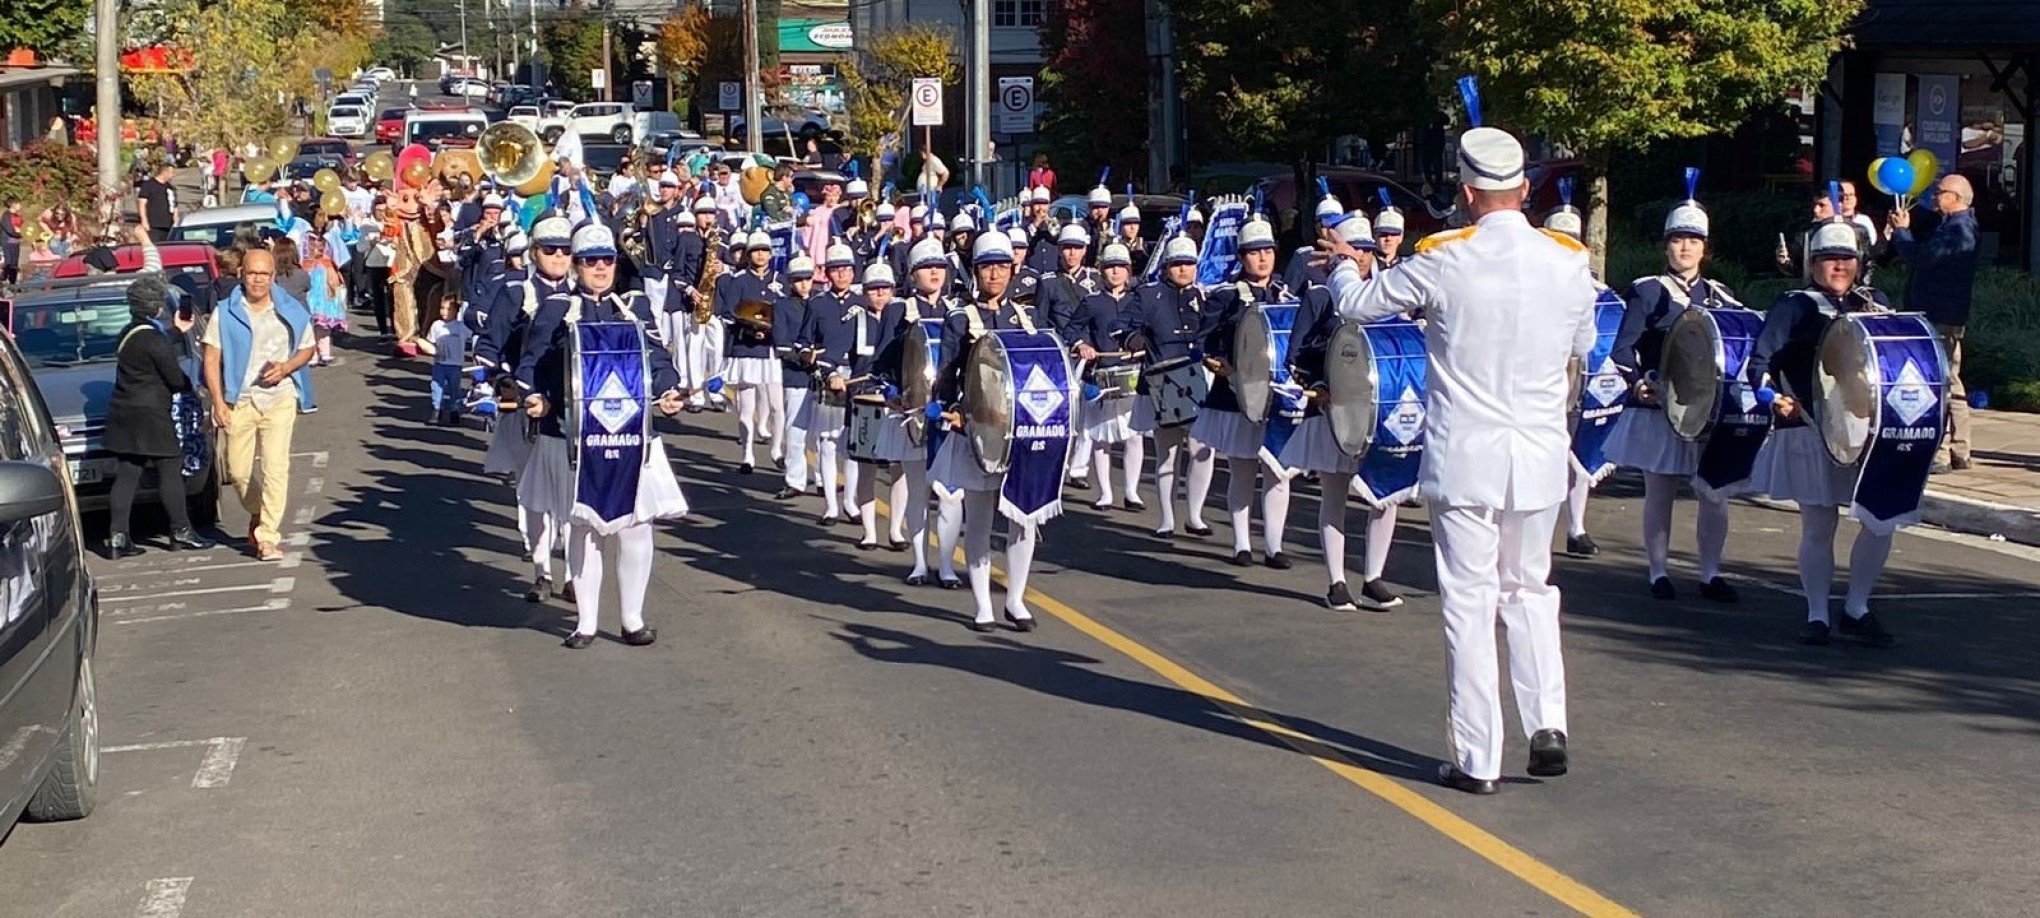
[0, 322, 102, 833]
[283, 154, 347, 182]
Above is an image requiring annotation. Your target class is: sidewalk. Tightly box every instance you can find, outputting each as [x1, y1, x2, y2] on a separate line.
[1921, 410, 2040, 545]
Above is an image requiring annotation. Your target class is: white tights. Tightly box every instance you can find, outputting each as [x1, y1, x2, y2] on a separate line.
[1185, 436, 1216, 529]
[1564, 467, 1593, 538]
[1223, 456, 1290, 555]
[1797, 505, 1893, 624]
[1150, 427, 1203, 533]
[1089, 437, 1145, 507]
[521, 503, 562, 583]
[815, 433, 844, 518]
[567, 523, 655, 636]
[848, 461, 911, 545]
[1316, 473, 1398, 586]
[734, 382, 785, 466]
[1641, 473, 1730, 581]
[963, 489, 1036, 624]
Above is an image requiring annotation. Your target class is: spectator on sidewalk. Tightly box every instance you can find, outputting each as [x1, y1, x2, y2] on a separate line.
[202, 248, 317, 562]
[1776, 185, 1873, 282]
[1889, 174, 1980, 472]
[1028, 153, 1056, 194]
[105, 275, 211, 559]
[0, 199, 22, 284]
[417, 294, 472, 425]
[20, 235, 60, 283]
[137, 162, 178, 244]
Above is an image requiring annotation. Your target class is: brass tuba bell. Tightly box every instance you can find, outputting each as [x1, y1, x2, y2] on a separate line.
[477, 121, 547, 188]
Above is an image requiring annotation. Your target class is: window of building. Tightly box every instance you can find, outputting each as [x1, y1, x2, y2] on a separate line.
[993, 0, 1044, 27]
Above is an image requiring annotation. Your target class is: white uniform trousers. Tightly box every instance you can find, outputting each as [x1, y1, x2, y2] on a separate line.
[1430, 503, 1569, 782]
[678, 314, 727, 406]
[643, 278, 669, 319]
[783, 384, 813, 490]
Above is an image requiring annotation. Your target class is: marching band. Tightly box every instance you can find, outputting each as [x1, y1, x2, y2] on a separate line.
[443, 110, 1952, 794]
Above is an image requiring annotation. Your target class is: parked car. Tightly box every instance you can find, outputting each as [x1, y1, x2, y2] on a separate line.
[451, 79, 491, 101]
[579, 144, 632, 185]
[284, 151, 348, 181]
[403, 109, 488, 151]
[506, 105, 570, 140]
[497, 85, 544, 109]
[364, 66, 397, 83]
[1249, 168, 1454, 241]
[375, 107, 409, 145]
[0, 312, 101, 837]
[568, 102, 636, 145]
[1048, 193, 1189, 244]
[331, 92, 372, 112]
[643, 129, 713, 163]
[4, 276, 221, 528]
[51, 242, 222, 301]
[295, 137, 357, 167]
[167, 206, 282, 251]
[728, 108, 835, 142]
[327, 105, 370, 139]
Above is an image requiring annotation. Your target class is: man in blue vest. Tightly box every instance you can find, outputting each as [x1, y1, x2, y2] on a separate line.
[202, 247, 318, 562]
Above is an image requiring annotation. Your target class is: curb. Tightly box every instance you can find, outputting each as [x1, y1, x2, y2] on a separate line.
[1741, 491, 2040, 547]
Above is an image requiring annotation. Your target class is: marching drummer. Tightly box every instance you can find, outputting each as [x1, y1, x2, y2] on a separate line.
[481, 214, 578, 602]
[1008, 226, 1044, 305]
[1117, 234, 1215, 539]
[1197, 216, 1298, 569]
[1064, 241, 1145, 511]
[929, 230, 1055, 632]
[774, 254, 817, 484]
[1038, 224, 1104, 489]
[716, 230, 788, 475]
[837, 261, 910, 552]
[1282, 194, 1345, 292]
[1542, 205, 1627, 559]
[1745, 222, 1900, 648]
[780, 244, 854, 502]
[877, 237, 965, 590]
[516, 223, 690, 649]
[795, 251, 868, 524]
[1113, 204, 1149, 270]
[1281, 217, 1406, 612]
[1602, 188, 1745, 603]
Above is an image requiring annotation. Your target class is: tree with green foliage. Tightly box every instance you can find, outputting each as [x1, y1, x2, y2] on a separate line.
[540, 8, 608, 101]
[0, 0, 90, 59]
[1416, 0, 1863, 270]
[373, 11, 440, 76]
[840, 24, 957, 189]
[129, 0, 358, 151]
[1036, 0, 1146, 186]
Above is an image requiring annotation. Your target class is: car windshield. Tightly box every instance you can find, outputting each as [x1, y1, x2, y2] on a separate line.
[11, 295, 132, 367]
[332, 107, 364, 119]
[171, 221, 266, 249]
[379, 108, 407, 121]
[582, 145, 628, 175]
[300, 141, 349, 156]
[410, 120, 481, 142]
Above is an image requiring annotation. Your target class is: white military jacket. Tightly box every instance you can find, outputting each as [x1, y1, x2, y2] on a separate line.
[1329, 209, 1598, 511]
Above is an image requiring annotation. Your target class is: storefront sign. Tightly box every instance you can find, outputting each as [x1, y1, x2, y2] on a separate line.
[1873, 73, 1906, 158]
[1914, 73, 1961, 168]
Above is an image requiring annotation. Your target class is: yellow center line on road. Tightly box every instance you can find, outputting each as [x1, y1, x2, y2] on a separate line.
[861, 492, 1636, 917]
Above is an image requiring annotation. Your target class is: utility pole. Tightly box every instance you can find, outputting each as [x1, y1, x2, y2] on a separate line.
[601, 14, 613, 102]
[742, 0, 762, 152]
[528, 0, 539, 87]
[967, 0, 989, 188]
[94, 0, 119, 211]
[1144, 0, 1180, 192]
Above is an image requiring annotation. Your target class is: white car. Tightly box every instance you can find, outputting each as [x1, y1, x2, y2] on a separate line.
[327, 105, 370, 139]
[506, 105, 570, 140]
[364, 67, 397, 83]
[332, 92, 372, 111]
[404, 109, 488, 150]
[452, 79, 491, 101]
[568, 102, 635, 144]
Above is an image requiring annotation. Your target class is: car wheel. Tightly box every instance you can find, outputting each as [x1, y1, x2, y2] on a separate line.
[610, 126, 632, 145]
[190, 463, 221, 531]
[26, 655, 99, 822]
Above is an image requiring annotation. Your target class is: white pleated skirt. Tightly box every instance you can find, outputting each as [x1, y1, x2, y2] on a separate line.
[1278, 416, 1356, 475]
[1082, 394, 1138, 444]
[866, 411, 916, 463]
[794, 392, 846, 434]
[726, 356, 783, 388]
[1129, 395, 1160, 434]
[931, 433, 1000, 493]
[1191, 407, 1263, 460]
[1605, 407, 1699, 477]
[483, 417, 534, 476]
[518, 434, 690, 531]
[1749, 426, 1857, 508]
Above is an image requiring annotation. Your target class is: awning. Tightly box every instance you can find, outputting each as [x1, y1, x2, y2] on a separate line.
[0, 65, 80, 92]
[779, 18, 852, 54]
[1853, 0, 2040, 49]
[120, 46, 193, 74]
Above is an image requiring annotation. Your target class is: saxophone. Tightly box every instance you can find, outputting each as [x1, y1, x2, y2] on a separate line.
[694, 223, 724, 324]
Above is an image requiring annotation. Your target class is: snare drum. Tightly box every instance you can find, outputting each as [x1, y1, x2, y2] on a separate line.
[1660, 307, 1767, 442]
[847, 395, 891, 462]
[1148, 355, 1208, 428]
[1092, 363, 1140, 399]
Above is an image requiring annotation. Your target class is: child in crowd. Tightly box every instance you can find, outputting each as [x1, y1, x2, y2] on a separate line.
[416, 294, 472, 425]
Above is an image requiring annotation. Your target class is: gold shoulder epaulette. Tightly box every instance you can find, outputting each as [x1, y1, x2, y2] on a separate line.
[1538, 228, 1589, 254]
[1413, 226, 1476, 254]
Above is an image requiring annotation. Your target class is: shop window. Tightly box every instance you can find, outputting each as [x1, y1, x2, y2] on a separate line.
[994, 0, 1044, 27]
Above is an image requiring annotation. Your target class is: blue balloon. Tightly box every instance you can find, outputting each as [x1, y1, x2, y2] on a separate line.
[791, 191, 812, 211]
[1875, 158, 1914, 197]
[924, 401, 945, 421]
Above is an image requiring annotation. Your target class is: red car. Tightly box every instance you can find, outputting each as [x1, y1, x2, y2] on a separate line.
[375, 107, 408, 145]
[47, 242, 223, 317]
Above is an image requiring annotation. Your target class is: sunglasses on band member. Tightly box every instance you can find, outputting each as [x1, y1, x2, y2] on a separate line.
[578, 255, 617, 267]
[537, 244, 571, 256]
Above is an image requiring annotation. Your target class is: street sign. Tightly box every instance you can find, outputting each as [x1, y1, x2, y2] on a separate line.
[591, 69, 607, 90]
[996, 77, 1035, 134]
[719, 81, 742, 112]
[632, 80, 654, 110]
[911, 78, 944, 127]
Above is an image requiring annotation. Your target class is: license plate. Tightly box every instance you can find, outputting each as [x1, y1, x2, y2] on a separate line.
[69, 459, 113, 485]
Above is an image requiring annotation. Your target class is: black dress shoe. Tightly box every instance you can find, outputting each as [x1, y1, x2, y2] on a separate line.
[818, 515, 842, 526]
[1227, 550, 1253, 567]
[856, 539, 879, 551]
[1836, 610, 1896, 647]
[905, 572, 928, 587]
[1185, 523, 1214, 538]
[562, 632, 596, 649]
[1698, 576, 1740, 604]
[1325, 581, 1357, 612]
[1799, 619, 1832, 646]
[968, 619, 998, 633]
[1359, 579, 1404, 610]
[524, 580, 548, 603]
[168, 528, 212, 551]
[738, 462, 754, 475]
[1565, 533, 1599, 557]
[1437, 764, 1498, 795]
[773, 486, 801, 500]
[106, 533, 145, 559]
[1065, 476, 1090, 490]
[1004, 610, 1038, 632]
[1527, 729, 1568, 777]
[1123, 498, 1146, 512]
[1649, 576, 1676, 600]
[1151, 527, 1175, 540]
[888, 539, 908, 552]
[621, 627, 657, 647]
[558, 581, 577, 603]
[1264, 552, 1292, 570]
[939, 577, 963, 591]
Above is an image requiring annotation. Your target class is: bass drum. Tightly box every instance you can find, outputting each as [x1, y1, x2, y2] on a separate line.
[1812, 312, 1948, 465]
[1231, 301, 1299, 425]
[963, 329, 1069, 475]
[1322, 318, 1426, 457]
[1659, 307, 1766, 442]
[900, 318, 943, 445]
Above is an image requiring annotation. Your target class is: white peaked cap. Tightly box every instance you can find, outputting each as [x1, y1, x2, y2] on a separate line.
[1029, 185, 1052, 203]
[502, 229, 529, 255]
[1374, 208, 1405, 234]
[949, 212, 976, 233]
[787, 254, 815, 276]
[1336, 214, 1375, 247]
[1058, 224, 1091, 247]
[1100, 243, 1132, 268]
[876, 201, 896, 218]
[1087, 185, 1111, 206]
[845, 178, 869, 197]
[909, 236, 947, 269]
[1458, 126, 1526, 191]
[1663, 201, 1709, 240]
[1315, 195, 1346, 220]
[691, 195, 717, 213]
[864, 262, 896, 287]
[825, 242, 855, 267]
[1238, 217, 1277, 251]
[1118, 203, 1141, 222]
[1185, 207, 1205, 224]
[1545, 209, 1583, 240]
[745, 230, 772, 251]
[571, 223, 617, 257]
[972, 229, 1016, 265]
[1809, 221, 1861, 259]
[1163, 235, 1198, 265]
[1008, 226, 1030, 247]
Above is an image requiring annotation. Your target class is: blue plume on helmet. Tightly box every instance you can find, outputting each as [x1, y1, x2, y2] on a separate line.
[1098, 167, 1110, 186]
[1315, 176, 1330, 199]
[1252, 185, 1266, 218]
[1376, 186, 1393, 210]
[972, 185, 994, 215]
[845, 160, 859, 179]
[1557, 175, 1574, 208]
[1828, 180, 1842, 215]
[1457, 75, 1482, 127]
[1682, 166, 1701, 202]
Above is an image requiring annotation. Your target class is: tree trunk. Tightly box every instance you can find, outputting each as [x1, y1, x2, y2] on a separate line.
[1587, 154, 1610, 280]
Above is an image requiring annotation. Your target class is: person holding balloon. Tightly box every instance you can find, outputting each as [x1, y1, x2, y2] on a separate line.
[1888, 171, 1979, 473]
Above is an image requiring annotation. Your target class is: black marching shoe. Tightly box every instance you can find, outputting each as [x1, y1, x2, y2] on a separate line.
[1359, 579, 1404, 611]
[1227, 550, 1253, 567]
[558, 581, 577, 603]
[1527, 729, 1569, 777]
[1264, 552, 1292, 570]
[968, 618, 998, 633]
[1565, 533, 1599, 557]
[939, 576, 963, 591]
[888, 539, 908, 552]
[818, 514, 842, 526]
[1123, 497, 1146, 512]
[1185, 523, 1214, 538]
[1649, 576, 1677, 600]
[1325, 581, 1358, 612]
[524, 578, 550, 603]
[773, 486, 801, 500]
[1799, 619, 1832, 646]
[1438, 764, 1498, 796]
[621, 627, 657, 647]
[1698, 576, 1740, 604]
[106, 532, 146, 559]
[562, 632, 596, 649]
[1004, 609, 1038, 632]
[1836, 610, 1896, 647]
[856, 539, 879, 551]
[738, 462, 754, 475]
[905, 572, 928, 587]
[168, 528, 212, 551]
[1065, 476, 1090, 491]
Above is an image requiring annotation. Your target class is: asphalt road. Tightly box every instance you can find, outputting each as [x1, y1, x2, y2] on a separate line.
[0, 325, 2034, 916]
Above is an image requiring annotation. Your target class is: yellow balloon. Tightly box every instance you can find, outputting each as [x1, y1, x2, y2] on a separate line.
[1905, 148, 1941, 196]
[313, 168, 342, 193]
[241, 156, 278, 184]
[320, 189, 347, 215]
[399, 159, 434, 189]
[266, 134, 301, 164]
[363, 150, 395, 182]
